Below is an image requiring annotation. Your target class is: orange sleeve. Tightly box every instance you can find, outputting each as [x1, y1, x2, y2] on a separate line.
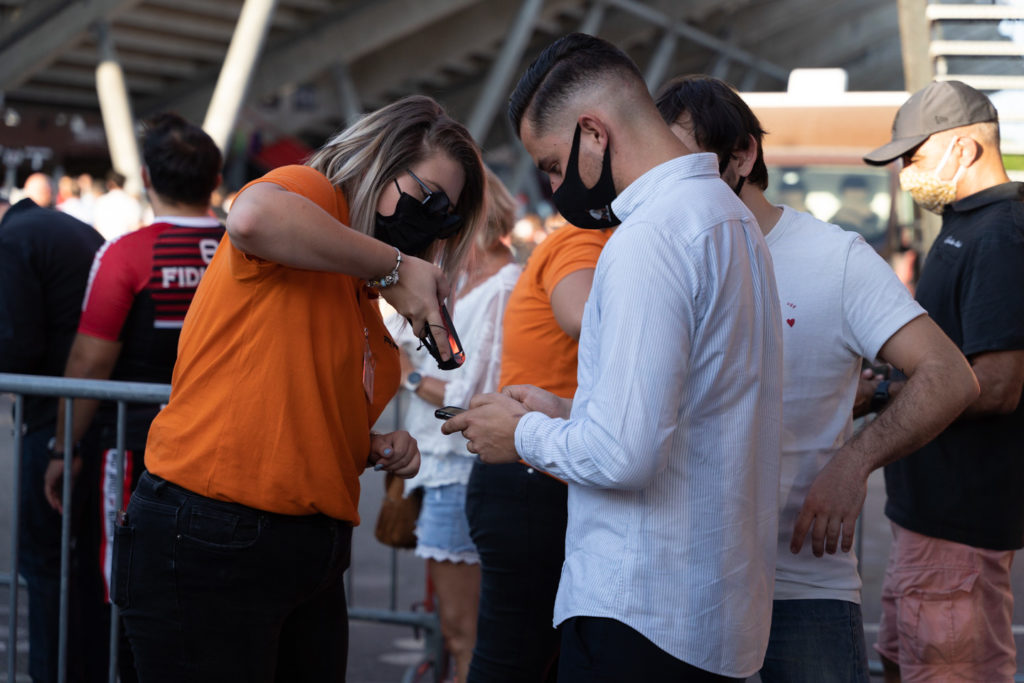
[228, 165, 349, 280]
[238, 165, 342, 217]
[539, 228, 610, 295]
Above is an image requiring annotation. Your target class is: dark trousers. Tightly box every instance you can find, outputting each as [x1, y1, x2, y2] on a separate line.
[759, 599, 869, 683]
[117, 472, 353, 683]
[464, 462, 567, 683]
[559, 617, 744, 683]
[18, 428, 63, 683]
[18, 427, 109, 683]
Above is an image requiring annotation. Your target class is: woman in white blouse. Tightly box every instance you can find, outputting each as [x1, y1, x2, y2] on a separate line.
[390, 169, 521, 683]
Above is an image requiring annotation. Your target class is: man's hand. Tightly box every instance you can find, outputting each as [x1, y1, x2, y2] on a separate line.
[852, 368, 884, 418]
[797, 315, 977, 557]
[369, 430, 420, 478]
[440, 393, 528, 464]
[43, 456, 82, 515]
[790, 450, 868, 557]
[502, 384, 571, 419]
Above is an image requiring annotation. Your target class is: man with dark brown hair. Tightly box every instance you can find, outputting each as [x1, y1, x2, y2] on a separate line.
[444, 34, 782, 682]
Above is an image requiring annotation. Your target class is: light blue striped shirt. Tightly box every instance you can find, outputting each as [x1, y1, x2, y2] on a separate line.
[515, 153, 783, 678]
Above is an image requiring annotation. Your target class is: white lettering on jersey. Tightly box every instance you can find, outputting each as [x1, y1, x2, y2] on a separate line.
[161, 266, 206, 287]
[199, 238, 219, 264]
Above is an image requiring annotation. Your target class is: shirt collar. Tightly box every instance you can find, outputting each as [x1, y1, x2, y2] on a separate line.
[949, 182, 1023, 214]
[151, 215, 223, 228]
[611, 153, 720, 223]
[1, 198, 38, 227]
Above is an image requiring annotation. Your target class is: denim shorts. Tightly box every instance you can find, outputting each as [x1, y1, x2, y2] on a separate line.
[414, 483, 479, 564]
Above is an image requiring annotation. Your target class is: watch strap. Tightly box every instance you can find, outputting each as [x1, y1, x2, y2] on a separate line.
[871, 379, 891, 413]
[403, 371, 422, 393]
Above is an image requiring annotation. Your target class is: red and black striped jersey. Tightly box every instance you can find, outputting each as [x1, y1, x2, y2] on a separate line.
[79, 216, 225, 445]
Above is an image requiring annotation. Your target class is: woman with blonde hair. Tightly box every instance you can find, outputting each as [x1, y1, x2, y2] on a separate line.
[391, 168, 520, 682]
[116, 96, 485, 682]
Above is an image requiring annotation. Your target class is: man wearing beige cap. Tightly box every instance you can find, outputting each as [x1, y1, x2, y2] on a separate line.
[865, 80, 1024, 682]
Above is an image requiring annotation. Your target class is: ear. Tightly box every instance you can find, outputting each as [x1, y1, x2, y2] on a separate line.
[578, 114, 609, 151]
[955, 136, 981, 168]
[733, 133, 759, 177]
[141, 165, 152, 190]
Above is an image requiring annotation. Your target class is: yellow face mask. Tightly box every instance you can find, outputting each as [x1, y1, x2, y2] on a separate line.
[898, 137, 965, 215]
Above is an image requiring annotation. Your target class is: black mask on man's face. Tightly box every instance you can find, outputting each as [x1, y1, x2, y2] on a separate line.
[374, 190, 461, 258]
[551, 124, 621, 229]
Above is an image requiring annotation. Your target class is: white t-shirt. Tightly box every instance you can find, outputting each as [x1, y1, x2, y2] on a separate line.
[93, 189, 143, 241]
[767, 205, 924, 603]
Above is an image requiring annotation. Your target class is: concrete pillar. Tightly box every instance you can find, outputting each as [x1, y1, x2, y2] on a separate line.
[896, 0, 942, 255]
[644, 30, 677, 92]
[331, 62, 363, 127]
[94, 22, 142, 197]
[578, 0, 606, 35]
[467, 0, 545, 143]
[510, 0, 608, 202]
[203, 0, 278, 154]
[897, 0, 933, 92]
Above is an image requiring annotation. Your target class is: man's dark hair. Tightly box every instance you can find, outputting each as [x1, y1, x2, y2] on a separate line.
[655, 75, 769, 190]
[142, 113, 222, 206]
[106, 170, 126, 189]
[508, 32, 644, 137]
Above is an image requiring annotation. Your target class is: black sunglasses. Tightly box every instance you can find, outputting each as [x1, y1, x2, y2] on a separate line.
[398, 168, 463, 238]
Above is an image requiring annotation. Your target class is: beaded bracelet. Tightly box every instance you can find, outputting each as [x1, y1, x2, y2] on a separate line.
[367, 248, 402, 289]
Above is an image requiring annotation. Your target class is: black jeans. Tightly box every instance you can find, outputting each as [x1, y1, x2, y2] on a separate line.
[464, 462, 568, 683]
[117, 472, 353, 683]
[559, 617, 744, 683]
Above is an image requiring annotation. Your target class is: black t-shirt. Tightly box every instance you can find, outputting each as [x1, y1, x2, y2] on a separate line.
[0, 199, 104, 432]
[884, 182, 1024, 550]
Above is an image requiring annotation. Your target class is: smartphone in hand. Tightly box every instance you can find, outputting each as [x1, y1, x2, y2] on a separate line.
[420, 303, 465, 371]
[434, 406, 466, 420]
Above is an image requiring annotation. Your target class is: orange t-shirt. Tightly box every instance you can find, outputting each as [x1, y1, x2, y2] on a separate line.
[145, 165, 399, 523]
[500, 225, 611, 397]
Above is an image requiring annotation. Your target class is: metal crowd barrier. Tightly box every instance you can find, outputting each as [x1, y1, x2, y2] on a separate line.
[350, 389, 446, 683]
[0, 373, 443, 683]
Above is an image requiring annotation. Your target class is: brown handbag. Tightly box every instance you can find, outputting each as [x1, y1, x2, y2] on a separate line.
[373, 472, 423, 549]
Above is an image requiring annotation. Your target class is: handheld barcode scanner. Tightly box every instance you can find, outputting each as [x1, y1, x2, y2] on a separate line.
[420, 303, 465, 370]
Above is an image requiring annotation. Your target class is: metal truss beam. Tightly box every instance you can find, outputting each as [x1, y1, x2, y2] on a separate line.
[0, 0, 142, 90]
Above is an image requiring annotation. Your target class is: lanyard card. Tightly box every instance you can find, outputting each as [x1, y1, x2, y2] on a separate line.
[362, 327, 375, 401]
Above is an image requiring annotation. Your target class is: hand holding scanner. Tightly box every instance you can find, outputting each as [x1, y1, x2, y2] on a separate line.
[420, 303, 465, 371]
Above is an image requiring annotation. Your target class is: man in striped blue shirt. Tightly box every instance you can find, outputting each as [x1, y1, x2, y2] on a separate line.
[444, 33, 783, 681]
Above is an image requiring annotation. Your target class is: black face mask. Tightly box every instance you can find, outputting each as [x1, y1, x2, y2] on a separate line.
[732, 175, 746, 196]
[374, 182, 462, 258]
[551, 124, 621, 230]
[718, 152, 746, 197]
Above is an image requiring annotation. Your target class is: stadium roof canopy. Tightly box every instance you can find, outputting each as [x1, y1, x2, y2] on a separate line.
[0, 0, 905, 182]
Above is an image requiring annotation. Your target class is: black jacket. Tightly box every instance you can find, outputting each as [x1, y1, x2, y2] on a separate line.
[0, 199, 104, 432]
